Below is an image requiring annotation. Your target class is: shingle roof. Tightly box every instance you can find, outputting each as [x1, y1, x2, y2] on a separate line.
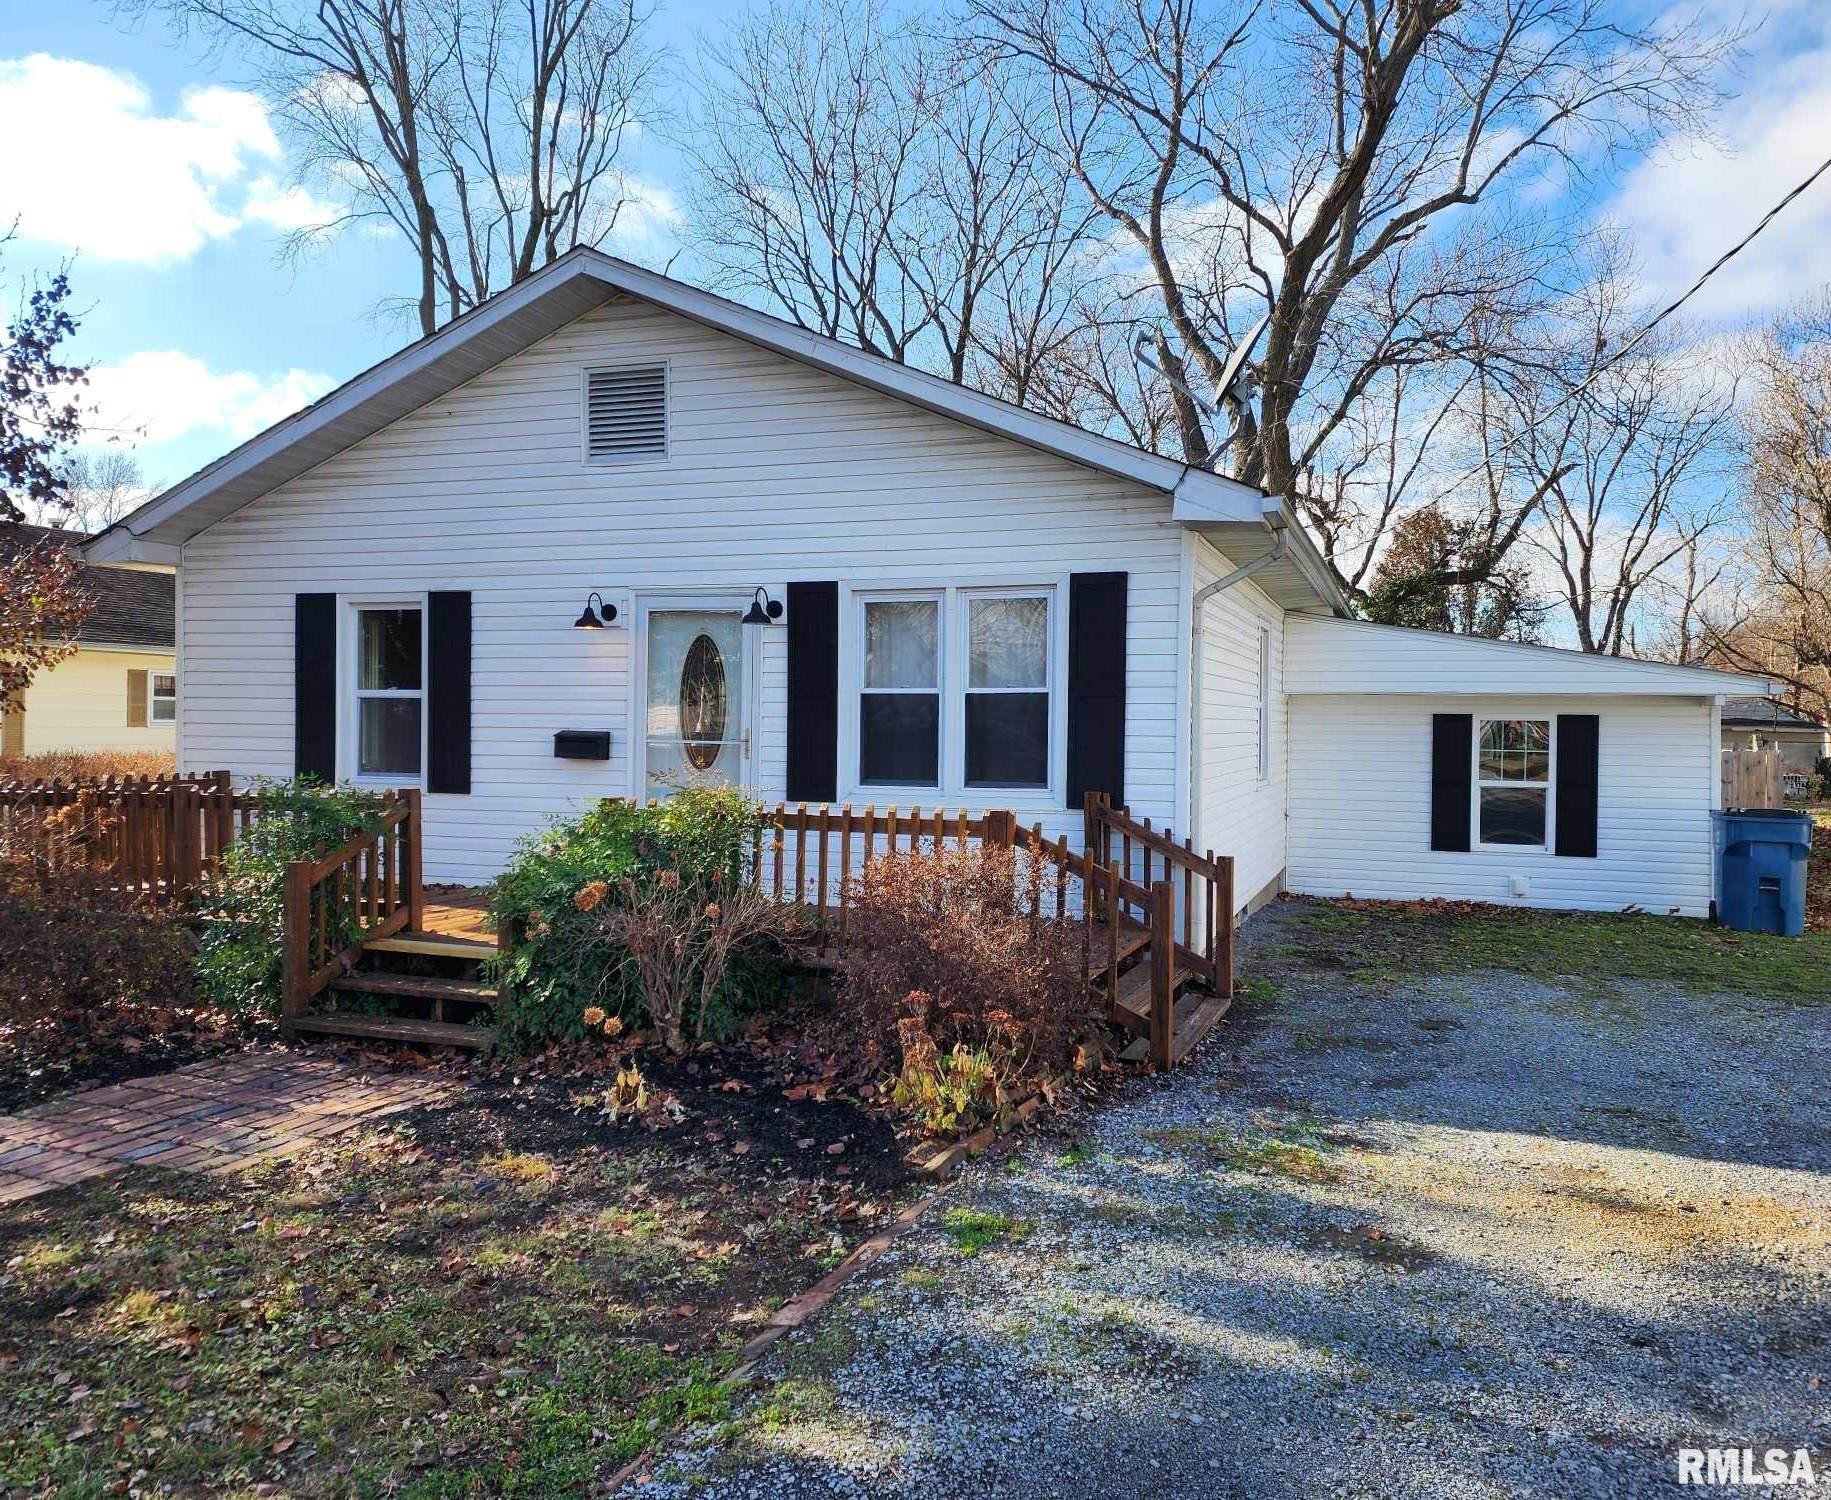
[0, 522, 174, 649]
[1720, 695, 1824, 730]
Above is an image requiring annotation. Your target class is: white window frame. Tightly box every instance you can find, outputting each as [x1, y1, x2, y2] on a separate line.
[580, 360, 671, 468]
[341, 596, 428, 787]
[150, 671, 177, 724]
[856, 590, 945, 792]
[1472, 715, 1555, 854]
[841, 580, 1066, 806]
[1256, 625, 1271, 781]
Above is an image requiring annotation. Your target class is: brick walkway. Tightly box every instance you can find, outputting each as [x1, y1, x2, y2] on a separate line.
[0, 1052, 451, 1205]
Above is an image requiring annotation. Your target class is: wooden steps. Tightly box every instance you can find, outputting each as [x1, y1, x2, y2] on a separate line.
[365, 932, 497, 961]
[1116, 988, 1233, 1064]
[1085, 916, 1150, 975]
[1109, 961, 1194, 1036]
[330, 971, 498, 1004]
[290, 1013, 494, 1049]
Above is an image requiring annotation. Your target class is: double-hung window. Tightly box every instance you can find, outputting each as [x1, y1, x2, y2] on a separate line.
[1475, 718, 1551, 848]
[151, 672, 177, 724]
[353, 605, 424, 779]
[854, 586, 1055, 796]
[860, 597, 941, 786]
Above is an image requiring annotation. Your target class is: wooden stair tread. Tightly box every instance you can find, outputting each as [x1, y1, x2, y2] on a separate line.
[292, 1012, 493, 1048]
[1084, 916, 1150, 975]
[331, 971, 497, 1003]
[1169, 992, 1233, 1064]
[365, 932, 496, 960]
[1109, 961, 1194, 1033]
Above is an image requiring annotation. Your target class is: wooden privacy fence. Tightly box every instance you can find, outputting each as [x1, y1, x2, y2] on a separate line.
[281, 789, 422, 1019]
[1722, 747, 1785, 810]
[0, 770, 261, 901]
[752, 791, 1235, 1067]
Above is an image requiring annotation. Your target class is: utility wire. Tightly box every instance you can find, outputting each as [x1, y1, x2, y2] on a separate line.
[1419, 146, 1831, 505]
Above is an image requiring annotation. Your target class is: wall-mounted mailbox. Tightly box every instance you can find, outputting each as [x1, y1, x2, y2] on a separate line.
[553, 729, 612, 761]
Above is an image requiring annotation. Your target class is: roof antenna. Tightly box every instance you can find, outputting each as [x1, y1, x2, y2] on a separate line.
[1132, 311, 1270, 469]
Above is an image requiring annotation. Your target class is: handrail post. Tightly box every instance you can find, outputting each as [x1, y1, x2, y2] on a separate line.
[1150, 879, 1175, 1069]
[1217, 856, 1235, 997]
[402, 787, 425, 933]
[282, 859, 310, 1032]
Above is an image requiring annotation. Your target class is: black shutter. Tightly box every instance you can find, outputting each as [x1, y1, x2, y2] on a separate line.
[785, 581, 838, 803]
[1430, 713, 1473, 852]
[1067, 571, 1127, 809]
[294, 593, 337, 782]
[1555, 713, 1599, 858]
[427, 590, 472, 794]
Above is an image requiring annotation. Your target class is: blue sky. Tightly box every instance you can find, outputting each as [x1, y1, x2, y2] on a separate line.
[3, 0, 1829, 494]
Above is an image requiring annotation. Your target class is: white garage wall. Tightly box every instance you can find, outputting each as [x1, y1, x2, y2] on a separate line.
[1286, 694, 1719, 916]
[178, 298, 1188, 882]
[1192, 537, 1288, 912]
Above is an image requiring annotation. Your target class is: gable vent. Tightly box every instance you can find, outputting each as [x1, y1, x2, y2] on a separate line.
[585, 365, 667, 461]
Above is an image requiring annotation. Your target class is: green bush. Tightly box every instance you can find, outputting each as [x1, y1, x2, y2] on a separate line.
[488, 789, 781, 1051]
[194, 779, 395, 1013]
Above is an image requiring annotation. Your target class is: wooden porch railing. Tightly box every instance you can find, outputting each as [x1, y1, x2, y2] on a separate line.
[280, 789, 422, 1023]
[750, 792, 1236, 1067]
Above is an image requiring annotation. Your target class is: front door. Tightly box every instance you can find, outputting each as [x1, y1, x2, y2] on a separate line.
[642, 605, 751, 798]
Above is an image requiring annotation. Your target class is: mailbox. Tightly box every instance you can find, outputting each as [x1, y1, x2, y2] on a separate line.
[553, 729, 612, 761]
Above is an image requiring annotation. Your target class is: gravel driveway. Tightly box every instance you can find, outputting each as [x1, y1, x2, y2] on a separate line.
[636, 899, 1831, 1499]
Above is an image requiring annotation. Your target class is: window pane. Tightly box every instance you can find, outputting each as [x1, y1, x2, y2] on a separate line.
[359, 609, 421, 691]
[965, 692, 1048, 787]
[1480, 786, 1545, 846]
[359, 698, 422, 776]
[153, 674, 176, 696]
[969, 597, 1047, 689]
[1479, 720, 1550, 782]
[864, 601, 937, 689]
[860, 693, 939, 785]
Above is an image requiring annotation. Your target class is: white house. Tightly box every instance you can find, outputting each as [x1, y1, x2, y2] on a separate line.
[85, 249, 1771, 918]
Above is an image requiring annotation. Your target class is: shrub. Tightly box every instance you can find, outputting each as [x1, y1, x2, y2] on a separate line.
[0, 804, 197, 1031]
[193, 779, 395, 1013]
[832, 844, 1107, 1137]
[1815, 756, 1831, 801]
[488, 789, 780, 1050]
[0, 749, 177, 782]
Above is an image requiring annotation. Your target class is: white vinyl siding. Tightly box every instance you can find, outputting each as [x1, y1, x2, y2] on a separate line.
[178, 299, 1186, 882]
[1287, 694, 1718, 916]
[1191, 537, 1288, 914]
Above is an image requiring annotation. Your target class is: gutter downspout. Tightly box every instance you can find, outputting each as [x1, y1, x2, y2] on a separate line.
[1189, 518, 1287, 869]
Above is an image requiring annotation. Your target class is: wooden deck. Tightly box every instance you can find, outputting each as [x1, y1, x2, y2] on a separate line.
[419, 888, 493, 943]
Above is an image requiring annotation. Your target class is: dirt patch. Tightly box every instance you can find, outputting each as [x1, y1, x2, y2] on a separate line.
[1309, 1222, 1439, 1273]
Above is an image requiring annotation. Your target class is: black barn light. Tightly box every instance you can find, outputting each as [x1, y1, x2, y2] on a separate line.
[742, 587, 783, 626]
[572, 591, 618, 629]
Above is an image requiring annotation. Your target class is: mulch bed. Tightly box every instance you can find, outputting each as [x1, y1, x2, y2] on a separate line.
[0, 1006, 258, 1115]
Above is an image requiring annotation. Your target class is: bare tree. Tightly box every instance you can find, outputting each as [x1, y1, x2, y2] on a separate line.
[39, 451, 150, 534]
[966, 0, 1741, 594]
[685, 0, 1092, 393]
[128, 0, 662, 335]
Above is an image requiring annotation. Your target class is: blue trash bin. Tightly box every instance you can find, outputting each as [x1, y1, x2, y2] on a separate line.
[1715, 809, 1812, 936]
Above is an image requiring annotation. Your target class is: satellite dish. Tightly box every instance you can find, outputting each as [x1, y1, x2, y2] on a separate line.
[1131, 309, 1272, 467]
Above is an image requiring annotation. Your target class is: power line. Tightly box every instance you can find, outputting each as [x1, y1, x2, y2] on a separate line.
[1418, 146, 1831, 505]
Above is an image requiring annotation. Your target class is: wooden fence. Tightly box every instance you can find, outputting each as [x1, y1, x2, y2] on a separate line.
[1722, 747, 1785, 810]
[0, 770, 260, 902]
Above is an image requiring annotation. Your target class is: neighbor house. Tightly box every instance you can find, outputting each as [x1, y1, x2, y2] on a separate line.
[1719, 695, 1827, 780]
[84, 249, 1772, 917]
[1, 522, 176, 762]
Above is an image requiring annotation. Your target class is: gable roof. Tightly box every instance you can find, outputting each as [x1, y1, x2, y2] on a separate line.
[82, 248, 1345, 613]
[0, 523, 174, 650]
[1286, 614, 1774, 697]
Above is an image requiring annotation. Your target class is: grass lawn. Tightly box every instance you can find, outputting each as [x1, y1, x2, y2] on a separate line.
[0, 1057, 912, 1497]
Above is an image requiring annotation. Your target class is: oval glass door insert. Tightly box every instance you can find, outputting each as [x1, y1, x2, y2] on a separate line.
[679, 633, 728, 769]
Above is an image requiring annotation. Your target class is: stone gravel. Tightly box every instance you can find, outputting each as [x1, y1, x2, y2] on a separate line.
[633, 900, 1831, 1499]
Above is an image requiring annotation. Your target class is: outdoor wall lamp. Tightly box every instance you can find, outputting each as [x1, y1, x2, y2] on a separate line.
[741, 587, 784, 626]
[572, 591, 619, 629]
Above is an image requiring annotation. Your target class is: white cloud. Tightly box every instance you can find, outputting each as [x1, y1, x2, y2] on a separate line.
[0, 54, 340, 263]
[1605, 9, 1831, 325]
[84, 351, 334, 447]
[242, 174, 342, 233]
